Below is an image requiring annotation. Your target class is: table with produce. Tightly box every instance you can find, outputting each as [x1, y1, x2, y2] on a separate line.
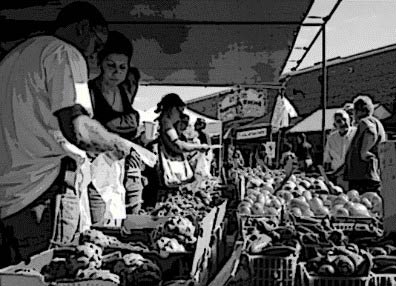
[224, 167, 396, 286]
[0, 176, 230, 286]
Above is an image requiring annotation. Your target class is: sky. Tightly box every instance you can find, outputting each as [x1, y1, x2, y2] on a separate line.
[133, 0, 396, 111]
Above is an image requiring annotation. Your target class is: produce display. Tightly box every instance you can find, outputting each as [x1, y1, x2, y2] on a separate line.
[236, 167, 383, 219]
[152, 216, 197, 252]
[305, 246, 372, 277]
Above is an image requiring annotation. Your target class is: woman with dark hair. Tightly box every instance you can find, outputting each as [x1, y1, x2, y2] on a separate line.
[88, 31, 144, 218]
[156, 93, 210, 157]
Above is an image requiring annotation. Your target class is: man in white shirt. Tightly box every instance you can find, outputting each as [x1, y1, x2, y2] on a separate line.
[0, 2, 152, 266]
[324, 109, 356, 189]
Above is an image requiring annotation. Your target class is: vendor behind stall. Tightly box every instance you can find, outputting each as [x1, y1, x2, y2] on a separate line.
[344, 94, 386, 194]
[0, 2, 150, 267]
[324, 109, 356, 189]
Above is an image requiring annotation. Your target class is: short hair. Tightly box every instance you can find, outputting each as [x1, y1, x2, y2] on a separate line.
[334, 109, 351, 126]
[353, 94, 375, 116]
[97, 31, 133, 64]
[155, 93, 186, 113]
[55, 1, 107, 29]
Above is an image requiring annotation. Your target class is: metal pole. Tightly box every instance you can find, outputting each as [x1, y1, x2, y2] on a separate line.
[321, 22, 327, 164]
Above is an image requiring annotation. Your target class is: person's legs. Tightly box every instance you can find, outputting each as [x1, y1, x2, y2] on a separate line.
[0, 158, 80, 267]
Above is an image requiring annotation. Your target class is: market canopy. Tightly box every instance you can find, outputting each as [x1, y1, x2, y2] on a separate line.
[139, 107, 222, 136]
[0, 0, 313, 85]
[288, 104, 391, 133]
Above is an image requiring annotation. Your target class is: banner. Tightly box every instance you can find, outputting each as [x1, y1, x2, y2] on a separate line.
[236, 127, 268, 140]
[218, 88, 268, 121]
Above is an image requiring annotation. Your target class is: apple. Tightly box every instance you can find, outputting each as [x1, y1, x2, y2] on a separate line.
[291, 207, 303, 217]
[256, 194, 266, 205]
[347, 190, 360, 200]
[335, 208, 349, 217]
[252, 203, 264, 215]
[303, 190, 313, 201]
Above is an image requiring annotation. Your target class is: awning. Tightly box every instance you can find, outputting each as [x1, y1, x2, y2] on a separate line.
[288, 104, 391, 133]
[0, 0, 314, 85]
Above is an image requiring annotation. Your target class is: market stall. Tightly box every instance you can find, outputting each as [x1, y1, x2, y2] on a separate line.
[0, 0, 352, 286]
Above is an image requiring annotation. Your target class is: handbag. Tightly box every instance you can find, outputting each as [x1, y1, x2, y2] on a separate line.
[159, 144, 194, 188]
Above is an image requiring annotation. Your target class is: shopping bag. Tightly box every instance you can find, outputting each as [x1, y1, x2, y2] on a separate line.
[159, 148, 194, 188]
[194, 150, 213, 178]
[90, 153, 126, 225]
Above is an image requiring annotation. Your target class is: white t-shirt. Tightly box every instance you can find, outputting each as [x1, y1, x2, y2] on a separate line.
[0, 36, 92, 219]
[324, 127, 357, 171]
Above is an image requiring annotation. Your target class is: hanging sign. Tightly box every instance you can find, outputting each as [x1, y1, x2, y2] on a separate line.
[218, 88, 268, 121]
[236, 127, 268, 140]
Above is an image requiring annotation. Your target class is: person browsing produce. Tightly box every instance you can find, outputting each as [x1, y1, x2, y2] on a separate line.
[0, 1, 152, 266]
[88, 32, 146, 215]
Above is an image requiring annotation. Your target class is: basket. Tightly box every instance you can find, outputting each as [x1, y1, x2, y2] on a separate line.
[246, 252, 299, 286]
[299, 263, 371, 286]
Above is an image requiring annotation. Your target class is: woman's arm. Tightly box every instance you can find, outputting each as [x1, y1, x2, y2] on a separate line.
[166, 128, 209, 153]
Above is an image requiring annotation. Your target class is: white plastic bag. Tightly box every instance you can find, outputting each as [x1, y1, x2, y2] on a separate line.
[194, 150, 214, 178]
[91, 153, 126, 224]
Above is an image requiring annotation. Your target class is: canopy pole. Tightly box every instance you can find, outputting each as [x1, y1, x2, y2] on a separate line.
[321, 21, 327, 164]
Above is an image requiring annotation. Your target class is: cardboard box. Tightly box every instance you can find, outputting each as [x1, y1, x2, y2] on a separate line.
[379, 141, 396, 233]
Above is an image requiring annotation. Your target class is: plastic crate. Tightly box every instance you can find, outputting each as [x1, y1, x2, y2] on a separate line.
[369, 273, 396, 286]
[237, 212, 281, 240]
[247, 252, 299, 286]
[0, 249, 118, 286]
[299, 263, 371, 286]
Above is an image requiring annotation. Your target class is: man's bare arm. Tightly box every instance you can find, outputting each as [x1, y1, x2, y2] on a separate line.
[56, 106, 133, 159]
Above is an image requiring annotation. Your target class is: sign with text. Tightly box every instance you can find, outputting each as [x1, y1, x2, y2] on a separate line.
[236, 128, 268, 140]
[218, 88, 268, 121]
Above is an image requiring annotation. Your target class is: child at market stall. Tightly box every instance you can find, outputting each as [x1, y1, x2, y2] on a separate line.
[280, 143, 297, 169]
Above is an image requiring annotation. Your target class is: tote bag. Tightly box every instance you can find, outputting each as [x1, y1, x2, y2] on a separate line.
[159, 144, 194, 188]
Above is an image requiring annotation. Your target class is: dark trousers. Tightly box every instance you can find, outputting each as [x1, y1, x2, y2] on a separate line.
[0, 158, 80, 268]
[349, 179, 381, 194]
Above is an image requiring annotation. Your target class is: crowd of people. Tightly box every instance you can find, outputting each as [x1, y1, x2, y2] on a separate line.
[227, 94, 386, 196]
[0, 1, 211, 267]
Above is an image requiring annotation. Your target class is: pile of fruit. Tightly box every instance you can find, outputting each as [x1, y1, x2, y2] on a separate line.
[236, 167, 383, 219]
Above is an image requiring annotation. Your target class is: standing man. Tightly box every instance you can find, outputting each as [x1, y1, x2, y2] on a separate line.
[344, 95, 386, 194]
[295, 133, 314, 172]
[324, 109, 356, 189]
[0, 1, 152, 266]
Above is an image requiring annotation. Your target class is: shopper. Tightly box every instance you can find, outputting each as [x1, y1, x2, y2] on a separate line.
[343, 102, 356, 126]
[195, 118, 210, 145]
[255, 144, 270, 171]
[233, 149, 246, 169]
[295, 133, 313, 172]
[344, 94, 386, 194]
[156, 93, 210, 189]
[88, 31, 145, 215]
[324, 109, 356, 189]
[178, 113, 190, 142]
[280, 143, 297, 169]
[0, 2, 150, 267]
